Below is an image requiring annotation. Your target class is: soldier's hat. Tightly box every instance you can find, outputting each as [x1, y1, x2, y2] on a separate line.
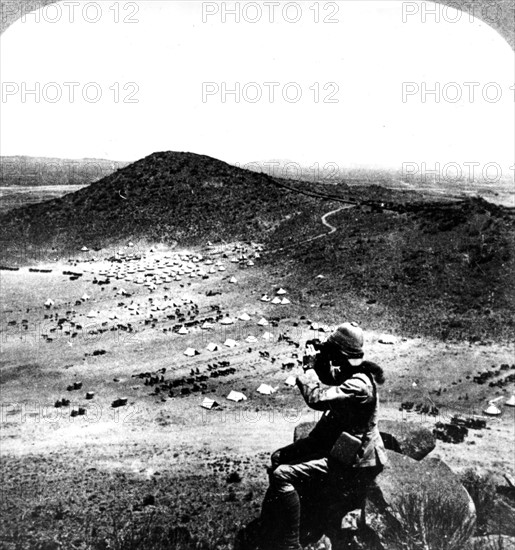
[326, 322, 364, 366]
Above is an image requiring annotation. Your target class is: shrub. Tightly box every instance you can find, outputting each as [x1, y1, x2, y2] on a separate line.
[84, 510, 214, 550]
[388, 490, 476, 550]
[466, 535, 514, 550]
[461, 470, 497, 535]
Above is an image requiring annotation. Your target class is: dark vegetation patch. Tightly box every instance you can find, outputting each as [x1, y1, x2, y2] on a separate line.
[265, 197, 515, 342]
[0, 451, 267, 550]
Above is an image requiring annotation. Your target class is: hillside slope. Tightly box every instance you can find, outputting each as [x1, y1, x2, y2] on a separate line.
[0, 151, 322, 250]
[267, 196, 515, 341]
[0, 150, 513, 342]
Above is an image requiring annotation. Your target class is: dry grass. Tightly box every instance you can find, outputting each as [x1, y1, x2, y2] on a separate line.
[460, 470, 498, 536]
[387, 490, 476, 550]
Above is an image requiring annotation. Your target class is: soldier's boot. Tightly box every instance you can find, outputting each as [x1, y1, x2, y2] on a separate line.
[269, 490, 302, 550]
[235, 487, 280, 550]
[235, 518, 262, 550]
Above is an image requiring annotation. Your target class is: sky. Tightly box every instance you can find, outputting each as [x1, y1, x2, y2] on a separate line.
[0, 0, 513, 175]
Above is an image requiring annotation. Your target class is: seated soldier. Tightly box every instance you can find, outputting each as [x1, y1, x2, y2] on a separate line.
[237, 322, 387, 550]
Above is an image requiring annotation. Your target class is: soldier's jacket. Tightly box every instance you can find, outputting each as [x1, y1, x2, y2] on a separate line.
[296, 362, 388, 468]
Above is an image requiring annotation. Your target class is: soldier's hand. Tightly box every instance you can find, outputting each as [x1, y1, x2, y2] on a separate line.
[305, 344, 318, 357]
[303, 344, 319, 371]
[296, 369, 319, 387]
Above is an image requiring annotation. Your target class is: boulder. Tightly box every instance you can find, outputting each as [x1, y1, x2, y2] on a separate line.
[379, 419, 436, 460]
[294, 420, 436, 461]
[293, 450, 476, 550]
[357, 451, 476, 550]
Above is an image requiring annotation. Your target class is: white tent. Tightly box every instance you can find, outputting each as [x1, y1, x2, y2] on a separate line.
[178, 326, 189, 335]
[229, 276, 238, 283]
[285, 376, 296, 387]
[238, 313, 251, 321]
[257, 384, 276, 395]
[183, 347, 198, 357]
[87, 310, 98, 318]
[260, 295, 270, 302]
[227, 391, 247, 402]
[271, 297, 282, 305]
[257, 318, 268, 326]
[484, 403, 501, 416]
[245, 336, 258, 343]
[220, 317, 235, 325]
[206, 342, 218, 352]
[44, 299, 54, 308]
[201, 397, 219, 410]
[262, 332, 274, 341]
[81, 246, 89, 252]
[280, 298, 291, 305]
[506, 394, 515, 407]
[201, 321, 214, 330]
[277, 288, 287, 295]
[81, 293, 90, 301]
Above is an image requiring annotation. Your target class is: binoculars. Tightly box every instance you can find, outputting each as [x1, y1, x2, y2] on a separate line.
[302, 338, 324, 369]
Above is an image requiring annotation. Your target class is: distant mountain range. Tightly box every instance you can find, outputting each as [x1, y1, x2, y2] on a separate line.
[0, 156, 130, 187]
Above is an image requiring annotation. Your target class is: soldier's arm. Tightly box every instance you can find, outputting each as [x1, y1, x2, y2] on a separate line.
[296, 374, 373, 411]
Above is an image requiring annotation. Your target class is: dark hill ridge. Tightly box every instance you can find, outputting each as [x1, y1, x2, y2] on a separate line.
[0, 151, 322, 250]
[268, 195, 515, 341]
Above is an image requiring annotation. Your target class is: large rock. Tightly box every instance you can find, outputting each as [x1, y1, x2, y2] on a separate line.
[293, 420, 436, 461]
[379, 420, 436, 460]
[294, 450, 476, 549]
[358, 450, 476, 550]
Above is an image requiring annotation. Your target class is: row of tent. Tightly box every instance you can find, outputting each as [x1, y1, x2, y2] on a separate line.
[201, 378, 299, 409]
[183, 333, 276, 355]
[201, 384, 277, 409]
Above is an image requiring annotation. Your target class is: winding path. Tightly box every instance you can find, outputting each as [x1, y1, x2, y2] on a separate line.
[270, 203, 356, 253]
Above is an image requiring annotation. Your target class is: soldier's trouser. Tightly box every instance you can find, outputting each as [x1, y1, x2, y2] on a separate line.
[261, 438, 383, 549]
[260, 438, 329, 550]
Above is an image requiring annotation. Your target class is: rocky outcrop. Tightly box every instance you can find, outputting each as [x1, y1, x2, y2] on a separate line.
[293, 421, 476, 550]
[294, 419, 436, 461]
[379, 419, 436, 460]
[361, 451, 476, 549]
